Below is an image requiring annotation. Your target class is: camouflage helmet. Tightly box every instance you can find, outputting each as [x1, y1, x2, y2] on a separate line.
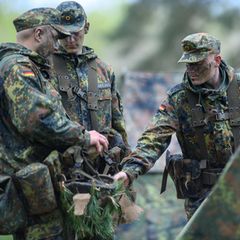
[57, 1, 87, 32]
[178, 33, 221, 63]
[13, 8, 70, 37]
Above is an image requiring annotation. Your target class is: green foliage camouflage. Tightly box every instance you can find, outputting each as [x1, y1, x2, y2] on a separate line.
[60, 182, 125, 240]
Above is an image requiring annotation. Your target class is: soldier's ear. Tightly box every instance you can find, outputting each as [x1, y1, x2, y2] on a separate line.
[34, 27, 44, 42]
[84, 22, 90, 34]
[214, 54, 221, 67]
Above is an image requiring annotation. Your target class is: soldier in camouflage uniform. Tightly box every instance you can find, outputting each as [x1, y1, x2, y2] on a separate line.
[0, 7, 109, 240]
[51, 1, 130, 170]
[114, 33, 240, 220]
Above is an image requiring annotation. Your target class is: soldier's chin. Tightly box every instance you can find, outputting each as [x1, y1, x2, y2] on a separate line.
[65, 48, 79, 54]
[191, 78, 202, 85]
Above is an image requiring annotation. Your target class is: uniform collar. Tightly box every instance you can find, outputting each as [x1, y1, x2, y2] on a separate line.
[0, 42, 50, 69]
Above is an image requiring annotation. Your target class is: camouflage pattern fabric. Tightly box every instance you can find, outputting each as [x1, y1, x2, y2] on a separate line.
[14, 209, 64, 240]
[176, 146, 240, 240]
[121, 60, 236, 218]
[52, 46, 129, 148]
[0, 174, 26, 234]
[178, 32, 221, 63]
[57, 1, 87, 32]
[0, 42, 92, 239]
[0, 42, 90, 172]
[13, 8, 70, 36]
[15, 163, 57, 216]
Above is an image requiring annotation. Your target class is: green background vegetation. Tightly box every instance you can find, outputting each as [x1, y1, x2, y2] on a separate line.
[2, 0, 240, 74]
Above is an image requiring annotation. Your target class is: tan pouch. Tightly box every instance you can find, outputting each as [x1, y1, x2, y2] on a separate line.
[117, 192, 143, 224]
[73, 193, 91, 216]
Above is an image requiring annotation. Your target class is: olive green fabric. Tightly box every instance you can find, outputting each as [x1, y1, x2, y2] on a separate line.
[0, 175, 26, 234]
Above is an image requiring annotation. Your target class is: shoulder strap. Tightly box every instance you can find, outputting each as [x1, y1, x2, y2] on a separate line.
[0, 54, 20, 75]
[227, 74, 240, 150]
[0, 54, 26, 95]
[51, 55, 70, 92]
[186, 74, 240, 156]
[167, 83, 184, 96]
[52, 55, 99, 131]
[87, 59, 99, 131]
[186, 90, 209, 159]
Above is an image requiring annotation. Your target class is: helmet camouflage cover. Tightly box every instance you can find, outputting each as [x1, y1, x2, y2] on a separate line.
[57, 1, 87, 32]
[178, 32, 221, 63]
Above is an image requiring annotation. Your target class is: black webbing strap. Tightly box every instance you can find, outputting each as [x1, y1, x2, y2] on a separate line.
[160, 152, 186, 194]
[160, 164, 169, 194]
[87, 59, 99, 131]
[187, 77, 240, 161]
[160, 150, 171, 194]
[202, 170, 222, 185]
[51, 55, 70, 92]
[228, 74, 240, 149]
[187, 90, 209, 159]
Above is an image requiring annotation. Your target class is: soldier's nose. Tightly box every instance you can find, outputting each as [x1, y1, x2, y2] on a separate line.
[54, 41, 59, 51]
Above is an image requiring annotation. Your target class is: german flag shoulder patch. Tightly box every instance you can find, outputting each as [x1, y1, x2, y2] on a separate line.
[21, 70, 35, 77]
[159, 104, 166, 111]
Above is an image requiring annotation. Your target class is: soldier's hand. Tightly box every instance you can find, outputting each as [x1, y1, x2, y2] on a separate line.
[113, 171, 130, 187]
[89, 130, 109, 154]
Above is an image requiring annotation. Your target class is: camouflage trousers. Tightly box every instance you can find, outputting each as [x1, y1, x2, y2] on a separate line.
[13, 234, 63, 240]
[184, 188, 211, 220]
[12, 208, 114, 240]
[13, 209, 64, 240]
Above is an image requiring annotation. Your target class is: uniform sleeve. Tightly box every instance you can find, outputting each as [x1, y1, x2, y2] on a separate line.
[110, 69, 131, 154]
[3, 64, 90, 149]
[121, 95, 179, 182]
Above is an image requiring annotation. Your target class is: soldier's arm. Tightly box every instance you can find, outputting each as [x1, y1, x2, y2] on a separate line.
[120, 96, 179, 183]
[3, 64, 90, 149]
[109, 68, 130, 153]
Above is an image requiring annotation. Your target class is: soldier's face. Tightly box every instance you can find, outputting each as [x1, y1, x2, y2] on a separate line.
[37, 27, 59, 57]
[186, 54, 220, 86]
[59, 29, 85, 54]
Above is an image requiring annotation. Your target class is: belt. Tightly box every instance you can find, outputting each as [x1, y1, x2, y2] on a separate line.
[201, 169, 222, 186]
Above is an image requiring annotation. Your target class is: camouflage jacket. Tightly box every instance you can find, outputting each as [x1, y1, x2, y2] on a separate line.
[52, 46, 129, 147]
[122, 61, 236, 181]
[0, 43, 90, 175]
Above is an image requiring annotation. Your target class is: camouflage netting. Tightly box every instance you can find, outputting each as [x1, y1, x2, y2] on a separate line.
[60, 181, 124, 240]
[121, 71, 182, 172]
